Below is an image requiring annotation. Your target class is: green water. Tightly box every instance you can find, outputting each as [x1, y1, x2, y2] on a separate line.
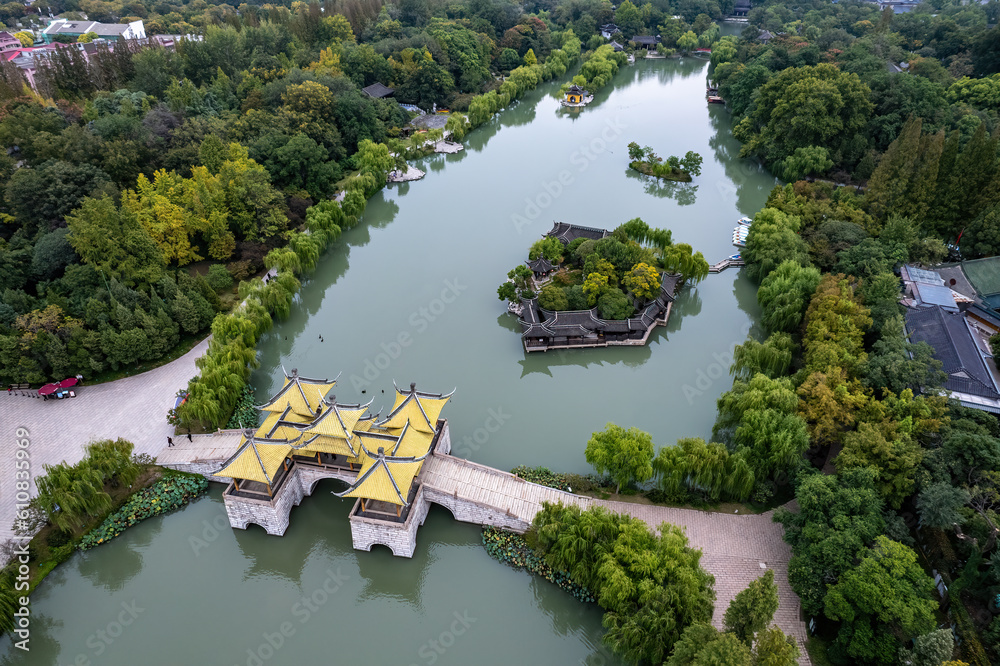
[0, 54, 777, 666]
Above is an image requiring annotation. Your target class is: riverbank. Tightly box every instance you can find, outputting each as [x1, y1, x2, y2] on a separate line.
[1, 464, 206, 631]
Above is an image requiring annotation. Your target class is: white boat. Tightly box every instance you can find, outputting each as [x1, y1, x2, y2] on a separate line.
[728, 253, 742, 261]
[737, 216, 752, 226]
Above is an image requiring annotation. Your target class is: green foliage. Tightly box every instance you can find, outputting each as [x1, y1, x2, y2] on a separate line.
[225, 384, 258, 429]
[730, 333, 796, 381]
[510, 466, 572, 491]
[723, 570, 779, 645]
[744, 208, 809, 284]
[824, 536, 937, 664]
[483, 527, 595, 602]
[775, 469, 887, 618]
[654, 437, 754, 502]
[529, 236, 565, 263]
[623, 262, 660, 301]
[206, 264, 233, 292]
[898, 629, 955, 666]
[537, 284, 569, 311]
[532, 503, 715, 663]
[597, 287, 633, 320]
[757, 260, 821, 334]
[79, 475, 208, 550]
[585, 423, 655, 493]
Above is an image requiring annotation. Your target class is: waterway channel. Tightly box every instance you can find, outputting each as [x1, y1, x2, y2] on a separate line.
[0, 50, 779, 666]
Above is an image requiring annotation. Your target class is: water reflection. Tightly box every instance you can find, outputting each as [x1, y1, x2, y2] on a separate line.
[0, 614, 60, 666]
[624, 168, 699, 204]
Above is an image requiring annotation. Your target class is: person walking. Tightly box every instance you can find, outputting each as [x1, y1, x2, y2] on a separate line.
[167, 437, 174, 447]
[187, 431, 193, 442]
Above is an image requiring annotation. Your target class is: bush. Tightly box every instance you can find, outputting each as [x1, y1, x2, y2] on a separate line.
[226, 259, 254, 282]
[511, 465, 571, 491]
[207, 264, 234, 292]
[79, 475, 208, 550]
[46, 529, 73, 550]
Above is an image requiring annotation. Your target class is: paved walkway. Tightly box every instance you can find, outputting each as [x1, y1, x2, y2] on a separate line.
[0, 338, 209, 544]
[422, 454, 809, 663]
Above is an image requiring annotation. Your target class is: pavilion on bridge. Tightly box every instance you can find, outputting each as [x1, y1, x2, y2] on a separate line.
[210, 370, 454, 535]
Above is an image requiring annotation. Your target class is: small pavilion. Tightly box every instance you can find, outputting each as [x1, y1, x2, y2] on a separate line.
[213, 427, 299, 497]
[565, 84, 589, 105]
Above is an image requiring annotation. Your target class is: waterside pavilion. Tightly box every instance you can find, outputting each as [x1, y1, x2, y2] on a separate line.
[210, 368, 455, 556]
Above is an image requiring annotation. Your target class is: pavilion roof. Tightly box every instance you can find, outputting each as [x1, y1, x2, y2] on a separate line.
[376, 382, 454, 433]
[257, 406, 312, 441]
[211, 429, 295, 485]
[258, 367, 338, 418]
[335, 445, 428, 506]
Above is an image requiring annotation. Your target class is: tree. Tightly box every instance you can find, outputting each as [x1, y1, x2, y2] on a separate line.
[623, 262, 659, 301]
[824, 537, 937, 665]
[585, 423, 655, 493]
[538, 284, 568, 311]
[730, 334, 796, 381]
[654, 438, 754, 502]
[582, 272, 610, 306]
[523, 48, 537, 65]
[66, 196, 166, 288]
[736, 64, 873, 171]
[597, 288, 634, 320]
[752, 626, 800, 666]
[724, 570, 779, 645]
[775, 469, 886, 617]
[667, 624, 752, 666]
[756, 260, 821, 334]
[916, 482, 970, 530]
[77, 31, 98, 43]
[615, 0, 643, 38]
[778, 145, 833, 181]
[13, 31, 31, 47]
[529, 236, 565, 263]
[899, 629, 955, 666]
[836, 421, 923, 509]
[677, 31, 699, 53]
[743, 209, 809, 284]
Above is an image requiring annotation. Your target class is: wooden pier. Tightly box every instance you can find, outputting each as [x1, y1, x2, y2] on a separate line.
[709, 258, 745, 273]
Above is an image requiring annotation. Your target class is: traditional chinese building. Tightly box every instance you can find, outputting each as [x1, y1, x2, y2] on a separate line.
[211, 371, 455, 547]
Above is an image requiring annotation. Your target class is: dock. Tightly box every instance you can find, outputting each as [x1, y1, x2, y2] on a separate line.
[709, 258, 745, 273]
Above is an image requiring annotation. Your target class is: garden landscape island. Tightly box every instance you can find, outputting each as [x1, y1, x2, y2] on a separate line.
[0, 0, 999, 665]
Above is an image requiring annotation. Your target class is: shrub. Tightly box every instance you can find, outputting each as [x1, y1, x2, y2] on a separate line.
[207, 264, 234, 292]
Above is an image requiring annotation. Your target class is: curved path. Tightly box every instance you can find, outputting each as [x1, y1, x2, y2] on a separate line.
[421, 454, 810, 664]
[0, 339, 209, 544]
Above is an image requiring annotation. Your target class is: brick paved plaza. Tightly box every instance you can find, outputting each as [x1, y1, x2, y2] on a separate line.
[0, 339, 208, 544]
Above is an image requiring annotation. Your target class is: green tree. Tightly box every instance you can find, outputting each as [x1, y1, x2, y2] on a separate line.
[756, 260, 821, 334]
[623, 262, 660, 300]
[916, 482, 970, 530]
[523, 48, 537, 65]
[778, 145, 833, 181]
[724, 570, 779, 645]
[654, 438, 754, 501]
[835, 421, 923, 509]
[824, 537, 937, 665]
[529, 236, 565, 263]
[585, 423, 655, 493]
[730, 333, 796, 381]
[743, 209, 809, 283]
[582, 272, 610, 306]
[775, 469, 886, 617]
[899, 629, 954, 666]
[677, 31, 699, 53]
[667, 624, 752, 665]
[66, 196, 166, 288]
[752, 626, 800, 666]
[77, 31, 98, 43]
[597, 287, 634, 320]
[538, 284, 568, 311]
[615, 0, 643, 38]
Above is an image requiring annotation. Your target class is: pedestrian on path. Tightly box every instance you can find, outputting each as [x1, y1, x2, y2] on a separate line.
[167, 437, 174, 447]
[187, 431, 193, 442]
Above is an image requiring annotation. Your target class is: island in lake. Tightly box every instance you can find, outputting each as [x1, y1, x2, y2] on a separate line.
[499, 220, 708, 352]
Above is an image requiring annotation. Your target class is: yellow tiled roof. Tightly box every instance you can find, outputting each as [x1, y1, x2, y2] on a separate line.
[259, 373, 337, 418]
[300, 401, 370, 440]
[213, 439, 291, 485]
[339, 455, 425, 506]
[297, 434, 357, 458]
[378, 388, 452, 433]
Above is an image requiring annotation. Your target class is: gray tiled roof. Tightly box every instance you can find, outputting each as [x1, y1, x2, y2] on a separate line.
[905, 306, 1000, 400]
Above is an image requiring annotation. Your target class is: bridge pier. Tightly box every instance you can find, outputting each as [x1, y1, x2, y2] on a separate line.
[348, 485, 431, 558]
[222, 464, 356, 536]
